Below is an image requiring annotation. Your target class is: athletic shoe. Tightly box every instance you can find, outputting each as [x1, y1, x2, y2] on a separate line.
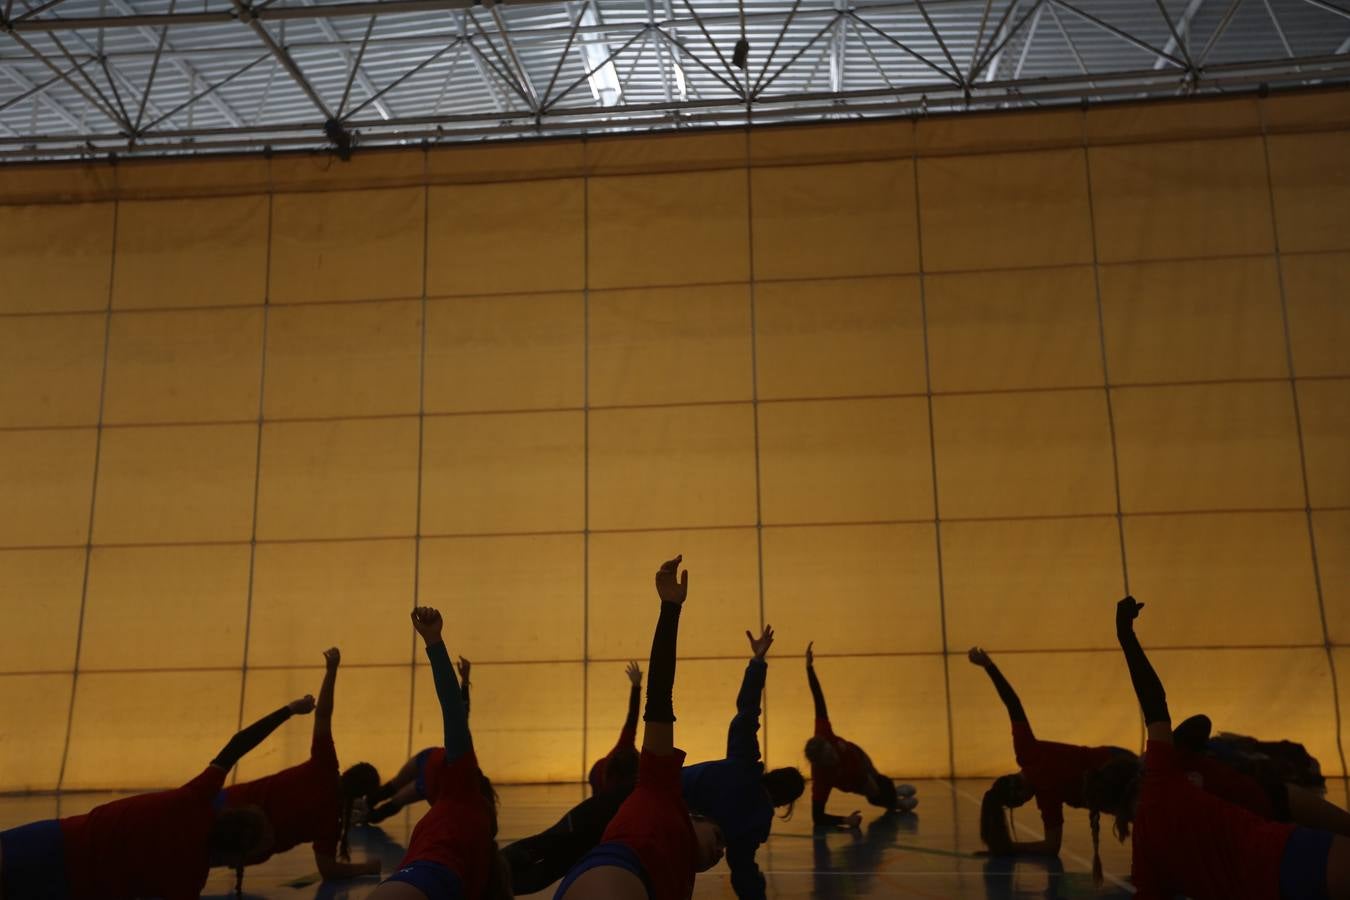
[895, 783, 917, 798]
[896, 795, 919, 813]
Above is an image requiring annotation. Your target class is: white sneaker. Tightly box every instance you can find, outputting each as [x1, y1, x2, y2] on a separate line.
[896, 795, 919, 813]
[895, 783, 917, 798]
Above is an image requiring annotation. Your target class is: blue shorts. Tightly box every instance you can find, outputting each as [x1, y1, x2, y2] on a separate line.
[1280, 826, 1334, 900]
[414, 747, 437, 801]
[384, 860, 463, 900]
[0, 819, 70, 900]
[553, 841, 652, 899]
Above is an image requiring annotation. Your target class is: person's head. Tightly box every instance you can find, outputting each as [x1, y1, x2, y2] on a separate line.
[762, 766, 805, 818]
[337, 762, 381, 861]
[804, 736, 838, 770]
[1082, 756, 1141, 886]
[342, 761, 381, 800]
[587, 756, 607, 795]
[978, 773, 1033, 855]
[209, 805, 272, 898]
[604, 748, 639, 792]
[866, 774, 899, 810]
[691, 814, 726, 872]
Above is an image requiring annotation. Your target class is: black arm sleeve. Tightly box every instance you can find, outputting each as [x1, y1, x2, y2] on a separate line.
[1117, 622, 1170, 726]
[983, 664, 1028, 725]
[624, 682, 640, 734]
[807, 664, 828, 721]
[643, 602, 683, 723]
[212, 705, 293, 771]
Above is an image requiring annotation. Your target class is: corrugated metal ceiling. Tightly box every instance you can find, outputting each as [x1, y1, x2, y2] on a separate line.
[0, 0, 1347, 159]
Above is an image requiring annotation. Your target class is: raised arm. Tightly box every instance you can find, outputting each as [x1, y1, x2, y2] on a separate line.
[727, 625, 772, 761]
[314, 647, 340, 743]
[967, 647, 1029, 725]
[805, 642, 828, 722]
[1115, 596, 1172, 743]
[457, 656, 472, 719]
[212, 695, 314, 772]
[412, 607, 473, 762]
[643, 556, 688, 756]
[620, 661, 642, 747]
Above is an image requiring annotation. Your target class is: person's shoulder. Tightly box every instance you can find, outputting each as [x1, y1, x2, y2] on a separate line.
[187, 765, 228, 797]
[639, 749, 687, 788]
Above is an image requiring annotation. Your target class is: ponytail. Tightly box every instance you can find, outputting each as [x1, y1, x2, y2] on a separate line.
[336, 762, 381, 862]
[1082, 754, 1141, 888]
[1089, 809, 1103, 887]
[338, 794, 354, 861]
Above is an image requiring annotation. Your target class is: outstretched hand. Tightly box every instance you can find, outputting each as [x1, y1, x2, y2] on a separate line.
[967, 646, 992, 669]
[805, 641, 814, 667]
[842, 811, 862, 831]
[1116, 596, 1144, 630]
[626, 660, 643, 687]
[655, 556, 689, 606]
[289, 694, 316, 715]
[746, 624, 774, 661]
[323, 646, 340, 669]
[412, 606, 444, 644]
[457, 656, 471, 684]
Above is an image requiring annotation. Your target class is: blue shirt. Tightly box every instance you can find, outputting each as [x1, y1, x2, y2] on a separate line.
[680, 658, 774, 900]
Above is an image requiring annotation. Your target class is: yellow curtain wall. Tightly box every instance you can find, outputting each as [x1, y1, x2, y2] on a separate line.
[1, 87, 1348, 792]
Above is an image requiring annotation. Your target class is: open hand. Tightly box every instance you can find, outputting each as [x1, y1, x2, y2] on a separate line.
[1116, 596, 1144, 629]
[805, 641, 815, 667]
[655, 556, 689, 605]
[967, 647, 992, 669]
[412, 607, 444, 644]
[289, 694, 316, 715]
[842, 811, 862, 831]
[626, 661, 643, 687]
[323, 647, 340, 669]
[746, 625, 774, 661]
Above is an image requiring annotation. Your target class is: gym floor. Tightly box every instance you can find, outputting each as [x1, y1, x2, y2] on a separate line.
[0, 776, 1212, 898]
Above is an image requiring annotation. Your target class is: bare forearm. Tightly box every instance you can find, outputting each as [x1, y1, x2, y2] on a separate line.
[316, 665, 337, 732]
[982, 664, 1028, 725]
[806, 664, 828, 721]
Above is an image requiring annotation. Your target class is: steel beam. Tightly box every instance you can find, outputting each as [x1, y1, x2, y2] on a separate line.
[1155, 0, 1205, 70]
[0, 58, 90, 128]
[1198, 0, 1243, 65]
[1012, 0, 1042, 80]
[1049, 0, 1187, 68]
[3, 30, 126, 129]
[102, 0, 248, 128]
[298, 0, 392, 120]
[10, 0, 569, 31]
[232, 0, 333, 120]
[1298, 0, 1350, 22]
